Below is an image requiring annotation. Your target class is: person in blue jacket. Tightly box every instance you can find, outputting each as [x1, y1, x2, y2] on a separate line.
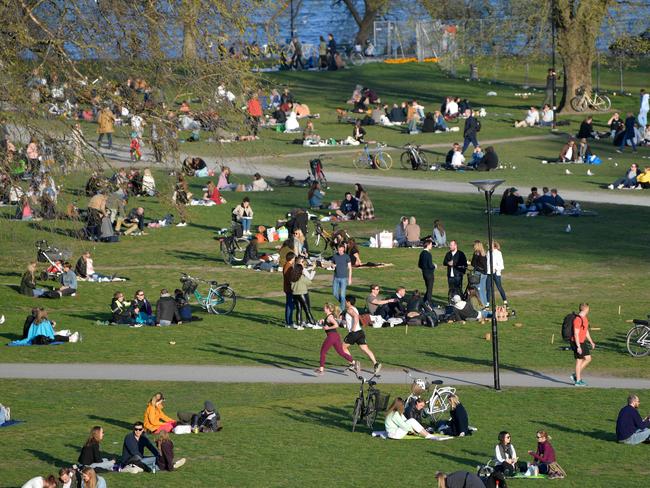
[616, 394, 650, 444]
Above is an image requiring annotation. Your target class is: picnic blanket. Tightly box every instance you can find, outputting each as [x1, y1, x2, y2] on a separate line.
[8, 341, 66, 347]
[355, 262, 393, 268]
[0, 420, 24, 428]
[371, 430, 453, 441]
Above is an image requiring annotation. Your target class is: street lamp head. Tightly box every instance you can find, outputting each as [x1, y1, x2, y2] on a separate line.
[469, 179, 505, 193]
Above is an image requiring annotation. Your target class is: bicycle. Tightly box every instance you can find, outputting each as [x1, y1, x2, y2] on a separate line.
[351, 372, 390, 432]
[626, 316, 650, 357]
[403, 369, 456, 422]
[353, 143, 393, 170]
[308, 156, 328, 189]
[570, 86, 611, 112]
[400, 143, 430, 171]
[313, 221, 349, 252]
[180, 273, 236, 315]
[218, 226, 249, 265]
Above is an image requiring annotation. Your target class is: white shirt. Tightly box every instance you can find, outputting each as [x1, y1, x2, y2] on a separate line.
[495, 444, 518, 464]
[487, 249, 504, 275]
[564, 146, 573, 161]
[345, 306, 360, 332]
[525, 109, 539, 125]
[542, 109, 554, 123]
[641, 93, 649, 112]
[451, 151, 465, 168]
[445, 101, 459, 116]
[22, 477, 45, 488]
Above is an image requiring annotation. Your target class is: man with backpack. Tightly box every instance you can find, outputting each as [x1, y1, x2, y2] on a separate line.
[418, 239, 437, 305]
[568, 303, 595, 386]
[461, 108, 480, 153]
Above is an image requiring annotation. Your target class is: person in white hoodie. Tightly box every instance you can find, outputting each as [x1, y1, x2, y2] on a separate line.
[486, 240, 507, 306]
[639, 88, 649, 128]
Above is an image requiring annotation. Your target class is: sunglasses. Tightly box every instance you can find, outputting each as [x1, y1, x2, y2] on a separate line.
[134, 427, 144, 431]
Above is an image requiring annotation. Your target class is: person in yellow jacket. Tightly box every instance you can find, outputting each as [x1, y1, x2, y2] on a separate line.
[144, 393, 176, 434]
[96, 106, 115, 150]
[636, 167, 650, 189]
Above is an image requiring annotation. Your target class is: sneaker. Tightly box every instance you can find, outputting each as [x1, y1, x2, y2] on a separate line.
[574, 379, 587, 387]
[373, 362, 382, 374]
[294, 325, 304, 331]
[70, 293, 77, 297]
[617, 184, 624, 189]
[311, 324, 323, 330]
[121, 464, 143, 474]
[130, 323, 143, 328]
[503, 300, 508, 307]
[176, 222, 188, 227]
[347, 362, 357, 373]
[607, 184, 614, 190]
[173, 458, 186, 469]
[69, 332, 80, 343]
[314, 368, 324, 376]
[616, 149, 622, 153]
[0, 314, 5, 325]
[569, 373, 576, 383]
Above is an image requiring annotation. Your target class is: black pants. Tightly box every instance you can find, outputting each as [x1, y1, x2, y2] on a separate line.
[447, 275, 463, 300]
[293, 294, 315, 324]
[422, 272, 434, 304]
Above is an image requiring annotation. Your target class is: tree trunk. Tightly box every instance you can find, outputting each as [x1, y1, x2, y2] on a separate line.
[341, 0, 388, 44]
[182, 0, 200, 61]
[553, 0, 610, 113]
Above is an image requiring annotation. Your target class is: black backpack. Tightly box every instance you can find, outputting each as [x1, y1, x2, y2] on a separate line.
[474, 118, 481, 132]
[561, 312, 582, 341]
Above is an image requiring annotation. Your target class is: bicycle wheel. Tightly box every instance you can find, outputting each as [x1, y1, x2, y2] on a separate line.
[592, 94, 611, 111]
[626, 326, 650, 358]
[374, 152, 392, 170]
[400, 151, 413, 169]
[570, 96, 586, 112]
[365, 392, 379, 429]
[207, 286, 237, 315]
[350, 52, 364, 66]
[232, 238, 249, 262]
[220, 239, 234, 264]
[417, 153, 429, 170]
[351, 397, 363, 432]
[353, 152, 366, 170]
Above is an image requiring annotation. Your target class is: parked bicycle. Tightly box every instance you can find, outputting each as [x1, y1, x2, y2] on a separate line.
[400, 143, 430, 171]
[570, 86, 611, 112]
[308, 156, 328, 189]
[313, 221, 350, 252]
[218, 226, 249, 265]
[626, 315, 650, 357]
[403, 369, 456, 422]
[353, 143, 393, 170]
[179, 273, 236, 315]
[351, 372, 390, 432]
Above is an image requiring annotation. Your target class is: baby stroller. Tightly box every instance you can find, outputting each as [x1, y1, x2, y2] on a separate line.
[308, 156, 328, 189]
[36, 240, 72, 280]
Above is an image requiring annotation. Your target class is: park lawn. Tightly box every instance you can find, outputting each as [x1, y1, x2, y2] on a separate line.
[1, 177, 649, 377]
[0, 379, 647, 488]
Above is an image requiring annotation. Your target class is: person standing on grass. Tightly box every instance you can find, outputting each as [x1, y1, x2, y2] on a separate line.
[442, 240, 467, 301]
[461, 108, 480, 153]
[487, 240, 508, 307]
[639, 89, 649, 128]
[543, 68, 557, 107]
[342, 295, 381, 374]
[418, 239, 437, 305]
[570, 303, 595, 387]
[617, 112, 638, 153]
[332, 243, 351, 312]
[283, 252, 296, 327]
[314, 303, 358, 375]
[616, 394, 650, 444]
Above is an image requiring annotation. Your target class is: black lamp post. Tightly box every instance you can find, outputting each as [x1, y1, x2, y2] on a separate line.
[469, 179, 505, 390]
[290, 0, 295, 39]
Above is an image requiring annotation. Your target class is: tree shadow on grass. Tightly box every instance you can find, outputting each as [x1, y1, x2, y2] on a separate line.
[167, 250, 221, 263]
[25, 448, 70, 468]
[0, 331, 22, 341]
[278, 405, 355, 433]
[422, 350, 570, 386]
[27, 221, 82, 239]
[533, 419, 617, 442]
[428, 449, 480, 468]
[87, 414, 133, 430]
[201, 343, 315, 373]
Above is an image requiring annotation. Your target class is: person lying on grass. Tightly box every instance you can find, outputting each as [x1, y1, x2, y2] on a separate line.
[178, 400, 223, 433]
[20, 474, 57, 488]
[384, 397, 435, 440]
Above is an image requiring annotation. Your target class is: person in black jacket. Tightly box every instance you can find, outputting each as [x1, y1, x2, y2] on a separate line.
[120, 421, 160, 472]
[156, 289, 181, 326]
[178, 400, 223, 433]
[443, 240, 467, 301]
[418, 239, 437, 305]
[78, 425, 116, 471]
[461, 109, 480, 153]
[499, 187, 524, 215]
[404, 397, 427, 425]
[476, 145, 499, 171]
[110, 291, 135, 325]
[448, 394, 471, 436]
[577, 116, 596, 139]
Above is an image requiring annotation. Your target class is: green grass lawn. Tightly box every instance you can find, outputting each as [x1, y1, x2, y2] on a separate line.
[0, 380, 647, 488]
[1, 177, 649, 377]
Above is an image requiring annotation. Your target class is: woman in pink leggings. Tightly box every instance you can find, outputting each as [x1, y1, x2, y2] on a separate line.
[315, 303, 359, 375]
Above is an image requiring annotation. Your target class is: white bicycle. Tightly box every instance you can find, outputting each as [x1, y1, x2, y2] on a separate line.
[404, 369, 456, 422]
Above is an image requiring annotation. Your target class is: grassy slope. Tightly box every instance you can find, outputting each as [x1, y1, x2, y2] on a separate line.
[1, 177, 649, 377]
[0, 380, 647, 488]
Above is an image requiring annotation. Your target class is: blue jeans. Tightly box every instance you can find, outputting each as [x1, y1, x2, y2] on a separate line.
[332, 277, 347, 311]
[477, 273, 489, 306]
[241, 217, 252, 232]
[621, 428, 650, 445]
[97, 133, 113, 149]
[488, 274, 507, 302]
[33, 288, 47, 297]
[285, 292, 294, 325]
[619, 133, 636, 151]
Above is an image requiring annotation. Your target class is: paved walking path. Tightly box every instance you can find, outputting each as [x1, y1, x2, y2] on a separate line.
[2, 363, 649, 389]
[98, 137, 650, 207]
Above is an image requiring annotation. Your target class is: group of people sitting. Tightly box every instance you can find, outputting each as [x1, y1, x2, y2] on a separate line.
[444, 143, 498, 171]
[499, 186, 569, 216]
[394, 216, 447, 248]
[513, 104, 554, 128]
[607, 162, 650, 190]
[9, 307, 81, 346]
[109, 288, 195, 327]
[308, 183, 375, 220]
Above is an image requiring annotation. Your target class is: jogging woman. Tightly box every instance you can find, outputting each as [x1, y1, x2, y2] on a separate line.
[315, 303, 358, 375]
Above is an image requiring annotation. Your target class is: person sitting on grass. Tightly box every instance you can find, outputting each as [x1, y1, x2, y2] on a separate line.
[577, 115, 598, 139]
[607, 163, 640, 190]
[365, 284, 399, 317]
[499, 187, 525, 215]
[384, 397, 435, 439]
[58, 468, 79, 488]
[156, 289, 181, 326]
[527, 430, 556, 475]
[78, 425, 116, 472]
[20, 261, 48, 297]
[174, 289, 193, 322]
[494, 431, 528, 476]
[120, 421, 160, 473]
[476, 145, 499, 172]
[233, 197, 254, 236]
[558, 138, 579, 163]
[404, 396, 427, 426]
[435, 471, 485, 488]
[308, 181, 326, 209]
[445, 143, 465, 170]
[540, 104, 554, 127]
[450, 294, 486, 322]
[133, 290, 155, 325]
[432, 220, 447, 248]
[243, 236, 276, 271]
[394, 216, 408, 247]
[178, 400, 223, 433]
[352, 119, 366, 143]
[110, 291, 135, 325]
[616, 394, 650, 445]
[217, 166, 237, 191]
[335, 192, 358, 220]
[438, 394, 471, 437]
[347, 238, 362, 267]
[156, 430, 186, 471]
[144, 392, 176, 434]
[10, 308, 80, 345]
[405, 216, 421, 247]
[202, 181, 225, 205]
[49, 261, 77, 298]
[20, 474, 57, 488]
[80, 467, 106, 488]
[249, 172, 272, 191]
[357, 190, 375, 220]
[116, 207, 146, 236]
[514, 106, 539, 127]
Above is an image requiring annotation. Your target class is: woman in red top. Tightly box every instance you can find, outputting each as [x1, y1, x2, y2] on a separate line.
[527, 430, 556, 475]
[203, 181, 224, 205]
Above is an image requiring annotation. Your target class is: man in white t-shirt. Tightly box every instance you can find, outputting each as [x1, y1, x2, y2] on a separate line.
[342, 295, 381, 374]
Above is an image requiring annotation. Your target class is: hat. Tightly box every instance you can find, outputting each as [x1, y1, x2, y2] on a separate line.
[204, 401, 215, 412]
[510, 187, 518, 193]
[452, 295, 462, 303]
